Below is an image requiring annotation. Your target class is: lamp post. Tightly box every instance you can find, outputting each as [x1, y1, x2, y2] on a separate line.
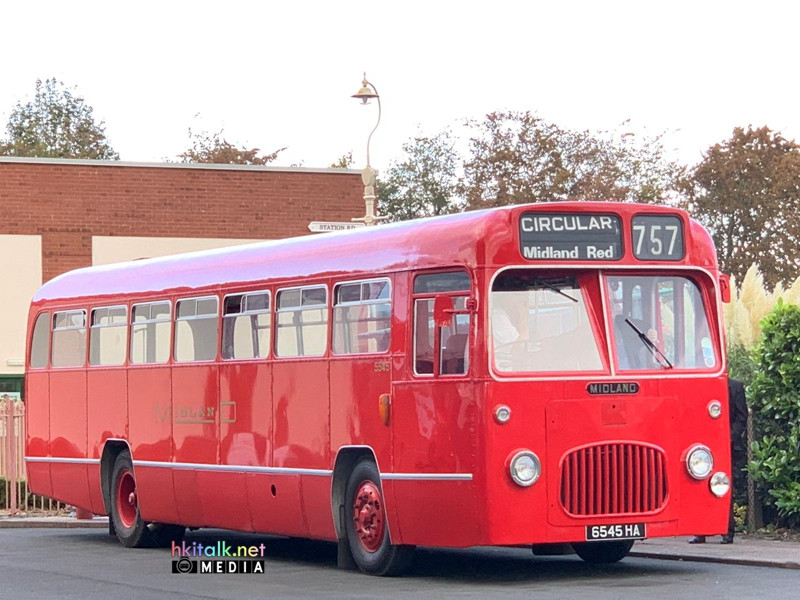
[351, 73, 388, 226]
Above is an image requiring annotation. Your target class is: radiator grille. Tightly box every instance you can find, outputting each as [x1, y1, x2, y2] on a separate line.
[560, 443, 668, 516]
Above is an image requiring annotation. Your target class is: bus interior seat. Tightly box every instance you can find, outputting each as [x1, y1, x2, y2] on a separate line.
[441, 333, 468, 374]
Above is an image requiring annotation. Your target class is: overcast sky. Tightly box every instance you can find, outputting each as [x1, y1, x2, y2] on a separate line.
[2, 1, 797, 173]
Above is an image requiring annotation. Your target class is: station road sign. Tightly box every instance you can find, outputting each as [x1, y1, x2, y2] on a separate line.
[308, 221, 366, 233]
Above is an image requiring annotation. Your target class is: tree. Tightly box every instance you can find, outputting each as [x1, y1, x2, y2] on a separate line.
[177, 128, 285, 165]
[330, 152, 354, 168]
[377, 130, 463, 222]
[683, 126, 800, 287]
[0, 78, 119, 159]
[462, 111, 682, 209]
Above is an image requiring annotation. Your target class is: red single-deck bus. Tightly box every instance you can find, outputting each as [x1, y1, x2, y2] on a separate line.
[25, 202, 732, 575]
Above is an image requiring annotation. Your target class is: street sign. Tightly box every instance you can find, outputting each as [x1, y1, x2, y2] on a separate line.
[308, 221, 366, 233]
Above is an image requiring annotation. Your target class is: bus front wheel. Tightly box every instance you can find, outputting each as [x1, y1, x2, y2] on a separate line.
[572, 540, 634, 564]
[344, 459, 414, 576]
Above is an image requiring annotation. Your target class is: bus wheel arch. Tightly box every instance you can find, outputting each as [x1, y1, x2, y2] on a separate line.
[100, 439, 132, 520]
[332, 450, 414, 576]
[331, 447, 375, 553]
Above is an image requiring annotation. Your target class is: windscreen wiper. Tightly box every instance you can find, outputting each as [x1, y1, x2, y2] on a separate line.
[533, 279, 578, 303]
[624, 318, 673, 369]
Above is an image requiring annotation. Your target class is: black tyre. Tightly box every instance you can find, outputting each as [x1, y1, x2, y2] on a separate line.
[344, 459, 414, 576]
[572, 540, 634, 564]
[110, 451, 150, 548]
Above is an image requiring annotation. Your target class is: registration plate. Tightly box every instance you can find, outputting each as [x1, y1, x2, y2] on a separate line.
[585, 523, 646, 541]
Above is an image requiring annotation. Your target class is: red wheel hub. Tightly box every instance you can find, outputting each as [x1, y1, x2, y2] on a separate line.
[352, 481, 386, 553]
[116, 469, 138, 529]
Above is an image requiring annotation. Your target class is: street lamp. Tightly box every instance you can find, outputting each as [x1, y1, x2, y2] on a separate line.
[351, 73, 388, 226]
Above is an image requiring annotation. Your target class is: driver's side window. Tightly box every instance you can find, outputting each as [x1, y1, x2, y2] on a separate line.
[412, 271, 471, 377]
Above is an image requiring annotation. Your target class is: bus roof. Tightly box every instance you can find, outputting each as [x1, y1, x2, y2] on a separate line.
[32, 202, 715, 303]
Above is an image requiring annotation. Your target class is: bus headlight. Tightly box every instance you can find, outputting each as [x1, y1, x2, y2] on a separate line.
[709, 472, 731, 497]
[509, 450, 541, 487]
[686, 445, 714, 480]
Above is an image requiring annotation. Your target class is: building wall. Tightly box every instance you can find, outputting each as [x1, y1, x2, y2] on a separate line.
[0, 235, 43, 376]
[0, 158, 364, 377]
[92, 236, 264, 265]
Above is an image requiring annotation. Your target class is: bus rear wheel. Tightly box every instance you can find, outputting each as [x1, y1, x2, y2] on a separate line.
[572, 540, 634, 564]
[344, 459, 414, 576]
[110, 451, 150, 548]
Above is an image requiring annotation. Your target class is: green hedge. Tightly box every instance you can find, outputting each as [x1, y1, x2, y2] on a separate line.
[748, 300, 800, 527]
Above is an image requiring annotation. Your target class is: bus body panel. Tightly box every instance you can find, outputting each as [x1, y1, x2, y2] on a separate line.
[390, 379, 482, 546]
[271, 358, 330, 537]
[25, 370, 51, 497]
[49, 368, 92, 510]
[220, 361, 271, 532]
[128, 365, 181, 524]
[87, 369, 127, 458]
[171, 363, 219, 527]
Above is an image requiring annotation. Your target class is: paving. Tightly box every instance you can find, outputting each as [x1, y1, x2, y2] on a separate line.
[0, 514, 109, 528]
[630, 534, 800, 569]
[1, 514, 798, 569]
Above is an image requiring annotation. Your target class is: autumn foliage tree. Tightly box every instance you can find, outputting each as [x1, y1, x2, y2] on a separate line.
[683, 126, 800, 287]
[177, 128, 285, 165]
[463, 111, 682, 209]
[0, 78, 118, 159]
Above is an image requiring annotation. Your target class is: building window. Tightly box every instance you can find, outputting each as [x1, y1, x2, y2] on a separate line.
[89, 306, 128, 366]
[52, 310, 87, 368]
[131, 301, 171, 365]
[333, 279, 391, 355]
[175, 297, 219, 363]
[222, 291, 271, 360]
[275, 286, 328, 357]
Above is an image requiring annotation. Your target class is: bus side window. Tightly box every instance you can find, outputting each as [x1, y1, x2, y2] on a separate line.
[275, 285, 328, 357]
[30, 312, 50, 369]
[131, 302, 171, 364]
[222, 291, 271, 360]
[413, 299, 435, 374]
[333, 279, 391, 355]
[51, 310, 87, 368]
[89, 306, 128, 366]
[175, 297, 219, 362]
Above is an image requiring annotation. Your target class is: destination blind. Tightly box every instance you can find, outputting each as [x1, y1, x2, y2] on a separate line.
[519, 212, 623, 261]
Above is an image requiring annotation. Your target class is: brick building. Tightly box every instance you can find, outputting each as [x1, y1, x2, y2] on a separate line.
[0, 157, 364, 394]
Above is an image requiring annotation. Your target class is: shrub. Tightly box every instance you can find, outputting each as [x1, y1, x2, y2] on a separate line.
[747, 299, 800, 527]
[727, 344, 757, 388]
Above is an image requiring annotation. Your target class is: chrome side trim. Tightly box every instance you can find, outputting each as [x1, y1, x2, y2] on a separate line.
[24, 457, 100, 464]
[132, 460, 333, 477]
[380, 473, 473, 481]
[26, 456, 474, 481]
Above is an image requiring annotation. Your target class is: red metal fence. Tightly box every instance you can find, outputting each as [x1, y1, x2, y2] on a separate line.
[0, 399, 64, 514]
